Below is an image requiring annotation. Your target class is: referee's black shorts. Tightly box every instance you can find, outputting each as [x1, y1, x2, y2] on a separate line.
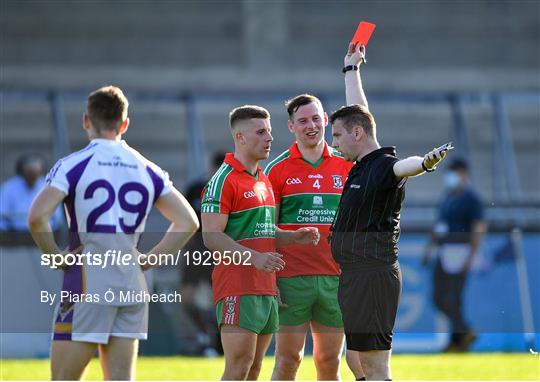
[338, 261, 402, 351]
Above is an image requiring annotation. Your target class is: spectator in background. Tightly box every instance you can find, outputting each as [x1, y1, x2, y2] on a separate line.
[181, 151, 226, 356]
[0, 154, 63, 232]
[422, 158, 487, 352]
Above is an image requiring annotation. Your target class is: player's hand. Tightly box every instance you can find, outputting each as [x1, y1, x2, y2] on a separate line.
[293, 227, 320, 246]
[137, 250, 152, 271]
[252, 251, 285, 273]
[344, 42, 366, 67]
[423, 145, 448, 171]
[50, 245, 83, 270]
[276, 287, 288, 308]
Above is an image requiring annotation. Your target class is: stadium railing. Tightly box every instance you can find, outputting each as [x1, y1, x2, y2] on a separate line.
[1, 89, 538, 231]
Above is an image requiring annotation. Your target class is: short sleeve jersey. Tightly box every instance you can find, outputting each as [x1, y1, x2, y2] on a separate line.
[201, 153, 277, 304]
[264, 143, 353, 277]
[331, 147, 406, 266]
[46, 138, 172, 305]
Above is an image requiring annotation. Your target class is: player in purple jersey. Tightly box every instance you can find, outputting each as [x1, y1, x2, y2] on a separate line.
[28, 86, 199, 380]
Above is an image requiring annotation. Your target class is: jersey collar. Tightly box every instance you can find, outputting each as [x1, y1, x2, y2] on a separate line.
[289, 142, 332, 159]
[91, 138, 125, 146]
[224, 153, 261, 175]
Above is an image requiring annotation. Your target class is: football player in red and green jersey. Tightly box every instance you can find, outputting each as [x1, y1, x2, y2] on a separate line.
[201, 105, 320, 381]
[265, 43, 369, 381]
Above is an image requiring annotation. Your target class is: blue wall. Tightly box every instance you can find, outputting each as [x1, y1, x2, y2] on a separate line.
[394, 233, 540, 353]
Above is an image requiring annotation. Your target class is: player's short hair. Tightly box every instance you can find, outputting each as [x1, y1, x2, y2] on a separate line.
[285, 94, 323, 120]
[329, 104, 376, 137]
[229, 105, 270, 129]
[87, 86, 129, 133]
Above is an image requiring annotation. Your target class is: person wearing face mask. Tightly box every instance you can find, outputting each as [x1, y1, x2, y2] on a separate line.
[422, 158, 487, 352]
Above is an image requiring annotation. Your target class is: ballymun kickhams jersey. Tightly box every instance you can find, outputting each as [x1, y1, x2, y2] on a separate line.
[264, 142, 353, 277]
[201, 153, 277, 304]
[46, 138, 172, 305]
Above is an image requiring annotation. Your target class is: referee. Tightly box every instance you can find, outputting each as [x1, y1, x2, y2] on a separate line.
[329, 104, 449, 380]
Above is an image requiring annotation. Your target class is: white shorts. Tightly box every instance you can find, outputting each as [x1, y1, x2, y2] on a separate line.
[52, 302, 148, 344]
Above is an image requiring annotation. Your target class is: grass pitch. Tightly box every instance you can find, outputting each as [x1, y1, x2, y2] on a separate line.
[1, 353, 539, 380]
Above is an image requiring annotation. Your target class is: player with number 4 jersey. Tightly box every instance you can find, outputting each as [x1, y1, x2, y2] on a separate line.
[265, 142, 352, 278]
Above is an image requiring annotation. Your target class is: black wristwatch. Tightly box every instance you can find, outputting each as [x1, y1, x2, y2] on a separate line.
[422, 159, 436, 172]
[342, 65, 359, 73]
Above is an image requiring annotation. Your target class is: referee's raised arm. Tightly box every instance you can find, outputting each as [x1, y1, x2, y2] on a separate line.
[344, 42, 369, 108]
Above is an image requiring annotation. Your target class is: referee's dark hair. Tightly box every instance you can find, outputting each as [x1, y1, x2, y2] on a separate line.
[329, 104, 376, 137]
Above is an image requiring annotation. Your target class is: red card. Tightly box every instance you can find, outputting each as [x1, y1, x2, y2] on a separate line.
[352, 21, 376, 45]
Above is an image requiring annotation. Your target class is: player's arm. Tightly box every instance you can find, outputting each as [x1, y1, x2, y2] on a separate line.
[273, 204, 320, 246]
[393, 145, 450, 179]
[28, 186, 65, 255]
[143, 187, 199, 270]
[344, 42, 368, 108]
[276, 226, 320, 246]
[202, 212, 285, 272]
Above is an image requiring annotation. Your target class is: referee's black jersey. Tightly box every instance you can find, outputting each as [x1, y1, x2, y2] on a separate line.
[330, 147, 406, 267]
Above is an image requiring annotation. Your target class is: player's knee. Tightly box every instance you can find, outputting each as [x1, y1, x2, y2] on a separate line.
[226, 353, 255, 377]
[360, 358, 389, 380]
[275, 351, 303, 373]
[314, 351, 340, 372]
